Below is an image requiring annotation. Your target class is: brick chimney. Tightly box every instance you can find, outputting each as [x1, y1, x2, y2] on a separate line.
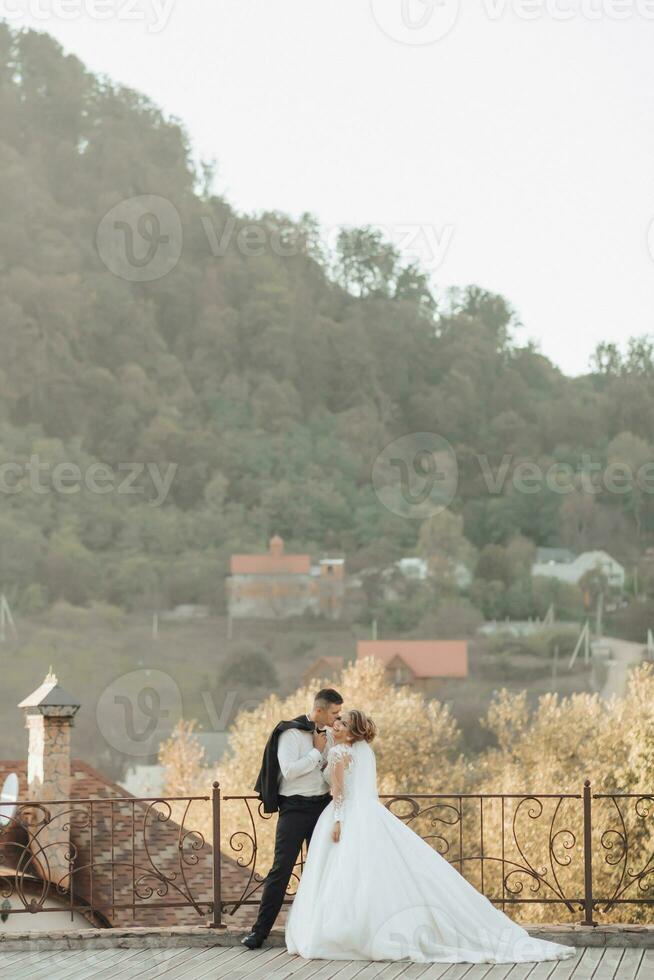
[18, 669, 80, 802]
[18, 670, 80, 887]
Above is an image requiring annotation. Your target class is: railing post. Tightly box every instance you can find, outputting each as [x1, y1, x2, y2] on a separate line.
[582, 778, 597, 926]
[209, 781, 225, 929]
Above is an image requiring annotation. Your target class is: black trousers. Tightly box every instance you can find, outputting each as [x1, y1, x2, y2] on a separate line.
[252, 793, 331, 938]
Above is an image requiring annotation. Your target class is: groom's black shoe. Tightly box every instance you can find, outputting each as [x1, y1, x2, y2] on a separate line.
[241, 931, 264, 950]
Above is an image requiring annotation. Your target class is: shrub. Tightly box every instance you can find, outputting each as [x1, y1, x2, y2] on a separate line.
[218, 648, 279, 689]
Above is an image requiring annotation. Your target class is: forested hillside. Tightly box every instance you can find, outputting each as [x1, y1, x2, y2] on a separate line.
[1, 24, 653, 620]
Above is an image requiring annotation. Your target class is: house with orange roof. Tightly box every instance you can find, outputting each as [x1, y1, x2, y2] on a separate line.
[226, 535, 345, 620]
[302, 656, 346, 687]
[357, 640, 468, 695]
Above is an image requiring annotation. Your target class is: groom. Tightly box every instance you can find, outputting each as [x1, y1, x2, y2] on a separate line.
[241, 687, 344, 949]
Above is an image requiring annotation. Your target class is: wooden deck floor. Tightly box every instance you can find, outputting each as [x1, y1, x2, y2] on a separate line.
[0, 945, 651, 980]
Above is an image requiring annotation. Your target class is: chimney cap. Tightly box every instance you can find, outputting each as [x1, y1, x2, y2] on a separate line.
[18, 668, 80, 715]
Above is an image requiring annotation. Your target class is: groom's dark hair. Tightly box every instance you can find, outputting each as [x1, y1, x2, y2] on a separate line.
[314, 688, 344, 707]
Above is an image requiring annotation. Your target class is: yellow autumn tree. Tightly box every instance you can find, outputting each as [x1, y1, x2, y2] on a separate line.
[216, 657, 465, 797]
[160, 659, 654, 925]
[161, 658, 465, 886]
[469, 664, 654, 924]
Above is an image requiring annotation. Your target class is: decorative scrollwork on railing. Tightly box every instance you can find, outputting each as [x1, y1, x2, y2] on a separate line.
[222, 796, 304, 914]
[134, 870, 170, 902]
[498, 795, 580, 913]
[219, 791, 583, 919]
[6, 782, 654, 927]
[383, 793, 581, 914]
[593, 793, 654, 913]
[383, 795, 461, 857]
[0, 795, 211, 921]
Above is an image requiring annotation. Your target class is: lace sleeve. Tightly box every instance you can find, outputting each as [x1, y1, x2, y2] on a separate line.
[328, 745, 353, 824]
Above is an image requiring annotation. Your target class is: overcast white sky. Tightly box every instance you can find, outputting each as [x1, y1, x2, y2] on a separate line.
[5, 0, 654, 375]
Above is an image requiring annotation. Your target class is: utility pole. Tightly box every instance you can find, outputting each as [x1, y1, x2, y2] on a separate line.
[595, 592, 603, 640]
[569, 621, 590, 670]
[0, 595, 17, 642]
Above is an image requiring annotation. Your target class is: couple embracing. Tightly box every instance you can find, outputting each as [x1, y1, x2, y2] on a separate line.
[241, 688, 576, 965]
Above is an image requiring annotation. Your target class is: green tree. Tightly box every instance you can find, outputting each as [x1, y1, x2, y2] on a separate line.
[219, 649, 279, 689]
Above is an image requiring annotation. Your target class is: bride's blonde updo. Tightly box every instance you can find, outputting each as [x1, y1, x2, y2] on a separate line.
[346, 709, 377, 743]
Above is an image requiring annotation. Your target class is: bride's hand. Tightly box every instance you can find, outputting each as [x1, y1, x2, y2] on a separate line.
[331, 822, 341, 843]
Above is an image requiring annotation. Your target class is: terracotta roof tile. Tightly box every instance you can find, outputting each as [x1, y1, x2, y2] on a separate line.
[0, 760, 252, 930]
[230, 554, 311, 575]
[357, 640, 468, 679]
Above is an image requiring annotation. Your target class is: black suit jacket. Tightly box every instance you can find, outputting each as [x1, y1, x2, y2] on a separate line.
[254, 715, 321, 814]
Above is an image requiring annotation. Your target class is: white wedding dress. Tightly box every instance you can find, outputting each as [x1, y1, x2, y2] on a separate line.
[285, 741, 577, 964]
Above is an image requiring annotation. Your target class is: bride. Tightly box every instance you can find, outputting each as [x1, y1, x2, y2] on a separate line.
[285, 709, 577, 964]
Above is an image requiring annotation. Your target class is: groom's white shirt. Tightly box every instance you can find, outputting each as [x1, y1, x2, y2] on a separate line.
[277, 715, 333, 797]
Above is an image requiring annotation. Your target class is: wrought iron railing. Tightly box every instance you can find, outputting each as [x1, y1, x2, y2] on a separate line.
[2, 781, 654, 929]
[217, 780, 654, 929]
[0, 794, 211, 925]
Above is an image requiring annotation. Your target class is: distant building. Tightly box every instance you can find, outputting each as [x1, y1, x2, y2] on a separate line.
[393, 557, 472, 591]
[120, 732, 231, 799]
[226, 535, 345, 620]
[357, 640, 468, 695]
[535, 547, 577, 565]
[532, 549, 625, 590]
[396, 557, 430, 580]
[477, 619, 545, 637]
[302, 656, 345, 687]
